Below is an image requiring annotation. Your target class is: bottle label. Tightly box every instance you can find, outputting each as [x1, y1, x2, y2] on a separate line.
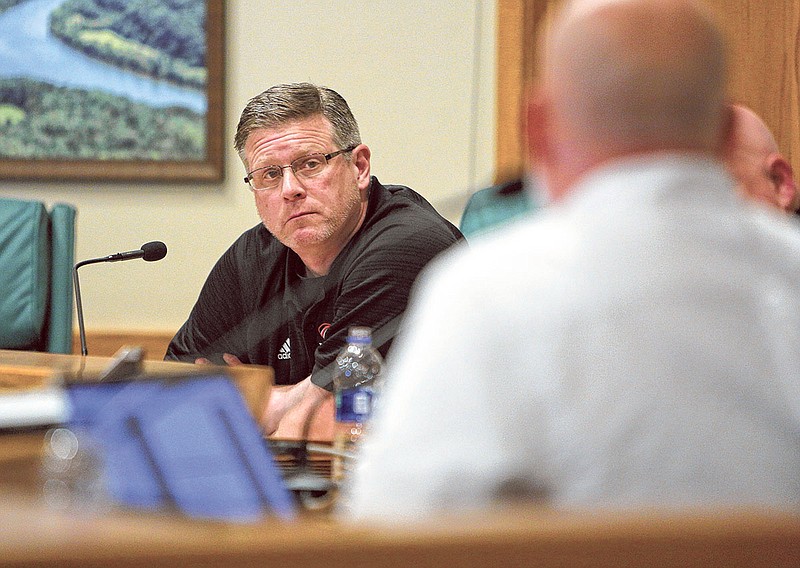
[336, 386, 374, 423]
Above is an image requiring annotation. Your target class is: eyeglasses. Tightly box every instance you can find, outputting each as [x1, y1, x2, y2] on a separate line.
[244, 146, 357, 191]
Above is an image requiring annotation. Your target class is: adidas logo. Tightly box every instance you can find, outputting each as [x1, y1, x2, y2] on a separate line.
[277, 338, 291, 360]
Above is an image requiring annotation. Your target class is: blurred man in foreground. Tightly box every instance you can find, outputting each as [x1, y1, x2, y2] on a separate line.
[725, 103, 798, 213]
[342, 0, 800, 520]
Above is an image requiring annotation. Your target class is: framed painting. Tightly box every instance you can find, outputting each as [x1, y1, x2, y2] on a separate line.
[0, 0, 224, 182]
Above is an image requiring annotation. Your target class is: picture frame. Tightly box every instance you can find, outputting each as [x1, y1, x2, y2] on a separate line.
[0, 0, 224, 183]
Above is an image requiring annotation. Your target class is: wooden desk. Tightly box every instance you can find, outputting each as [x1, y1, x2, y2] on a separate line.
[0, 349, 272, 421]
[0, 349, 335, 491]
[0, 494, 798, 568]
[0, 349, 277, 498]
[0, 348, 334, 443]
[1, 351, 798, 567]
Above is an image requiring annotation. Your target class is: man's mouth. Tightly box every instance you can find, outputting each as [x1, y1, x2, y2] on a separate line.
[288, 211, 314, 222]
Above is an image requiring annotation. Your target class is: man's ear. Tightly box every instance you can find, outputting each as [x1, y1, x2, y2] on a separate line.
[766, 154, 798, 212]
[525, 93, 549, 169]
[718, 103, 737, 161]
[352, 144, 371, 190]
[526, 91, 570, 202]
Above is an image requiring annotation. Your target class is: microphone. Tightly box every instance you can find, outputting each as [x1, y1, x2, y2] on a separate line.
[73, 241, 168, 356]
[84, 241, 168, 264]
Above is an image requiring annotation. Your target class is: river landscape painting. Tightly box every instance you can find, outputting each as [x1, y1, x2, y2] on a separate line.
[0, 0, 223, 182]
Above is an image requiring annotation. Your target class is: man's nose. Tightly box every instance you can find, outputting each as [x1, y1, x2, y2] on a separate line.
[279, 167, 306, 200]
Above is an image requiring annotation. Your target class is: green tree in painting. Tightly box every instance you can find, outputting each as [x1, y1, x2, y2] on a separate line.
[0, 79, 204, 160]
[50, 0, 207, 89]
[0, 0, 26, 14]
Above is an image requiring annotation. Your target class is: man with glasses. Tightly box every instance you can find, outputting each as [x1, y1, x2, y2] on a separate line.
[166, 82, 463, 438]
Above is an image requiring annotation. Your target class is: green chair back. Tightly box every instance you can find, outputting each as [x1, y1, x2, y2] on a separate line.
[459, 179, 535, 238]
[0, 197, 76, 354]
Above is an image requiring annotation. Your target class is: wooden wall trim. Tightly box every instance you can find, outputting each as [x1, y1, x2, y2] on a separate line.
[496, 0, 527, 183]
[705, 0, 800, 179]
[497, 0, 800, 186]
[495, 0, 554, 184]
[72, 330, 175, 360]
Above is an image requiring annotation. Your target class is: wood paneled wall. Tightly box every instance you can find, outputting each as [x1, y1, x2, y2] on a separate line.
[707, 0, 800, 176]
[496, 0, 800, 181]
[495, 0, 554, 183]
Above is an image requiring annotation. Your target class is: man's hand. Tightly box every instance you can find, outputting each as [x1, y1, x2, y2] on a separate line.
[194, 353, 243, 365]
[193, 357, 333, 440]
[263, 377, 334, 440]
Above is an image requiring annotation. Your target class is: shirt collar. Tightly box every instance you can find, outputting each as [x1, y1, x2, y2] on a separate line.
[563, 153, 736, 214]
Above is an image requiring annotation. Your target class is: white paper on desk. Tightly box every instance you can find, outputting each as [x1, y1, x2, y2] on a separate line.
[0, 387, 70, 429]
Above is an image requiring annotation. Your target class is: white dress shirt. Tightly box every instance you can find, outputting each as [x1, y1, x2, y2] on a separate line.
[341, 154, 800, 521]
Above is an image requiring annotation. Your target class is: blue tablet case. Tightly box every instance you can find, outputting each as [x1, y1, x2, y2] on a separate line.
[67, 375, 296, 522]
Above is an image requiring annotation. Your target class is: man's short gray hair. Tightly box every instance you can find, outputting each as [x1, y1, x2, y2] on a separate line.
[234, 82, 361, 166]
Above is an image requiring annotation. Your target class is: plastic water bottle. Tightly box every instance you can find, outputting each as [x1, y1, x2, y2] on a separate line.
[41, 427, 108, 513]
[332, 326, 383, 484]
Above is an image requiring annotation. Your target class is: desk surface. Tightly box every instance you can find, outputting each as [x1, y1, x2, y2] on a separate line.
[0, 349, 335, 487]
[0, 348, 273, 421]
[0, 348, 334, 442]
[0, 493, 798, 568]
[1, 351, 799, 567]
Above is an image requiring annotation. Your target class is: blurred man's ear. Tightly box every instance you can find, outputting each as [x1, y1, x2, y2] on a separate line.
[525, 92, 563, 201]
[718, 103, 737, 160]
[525, 94, 548, 168]
[766, 154, 798, 213]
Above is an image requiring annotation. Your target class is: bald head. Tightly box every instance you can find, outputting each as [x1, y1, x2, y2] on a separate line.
[528, 0, 729, 199]
[728, 104, 779, 157]
[724, 104, 798, 213]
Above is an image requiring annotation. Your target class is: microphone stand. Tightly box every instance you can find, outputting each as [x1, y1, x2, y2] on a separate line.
[72, 242, 167, 356]
[73, 255, 116, 356]
[73, 258, 99, 356]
